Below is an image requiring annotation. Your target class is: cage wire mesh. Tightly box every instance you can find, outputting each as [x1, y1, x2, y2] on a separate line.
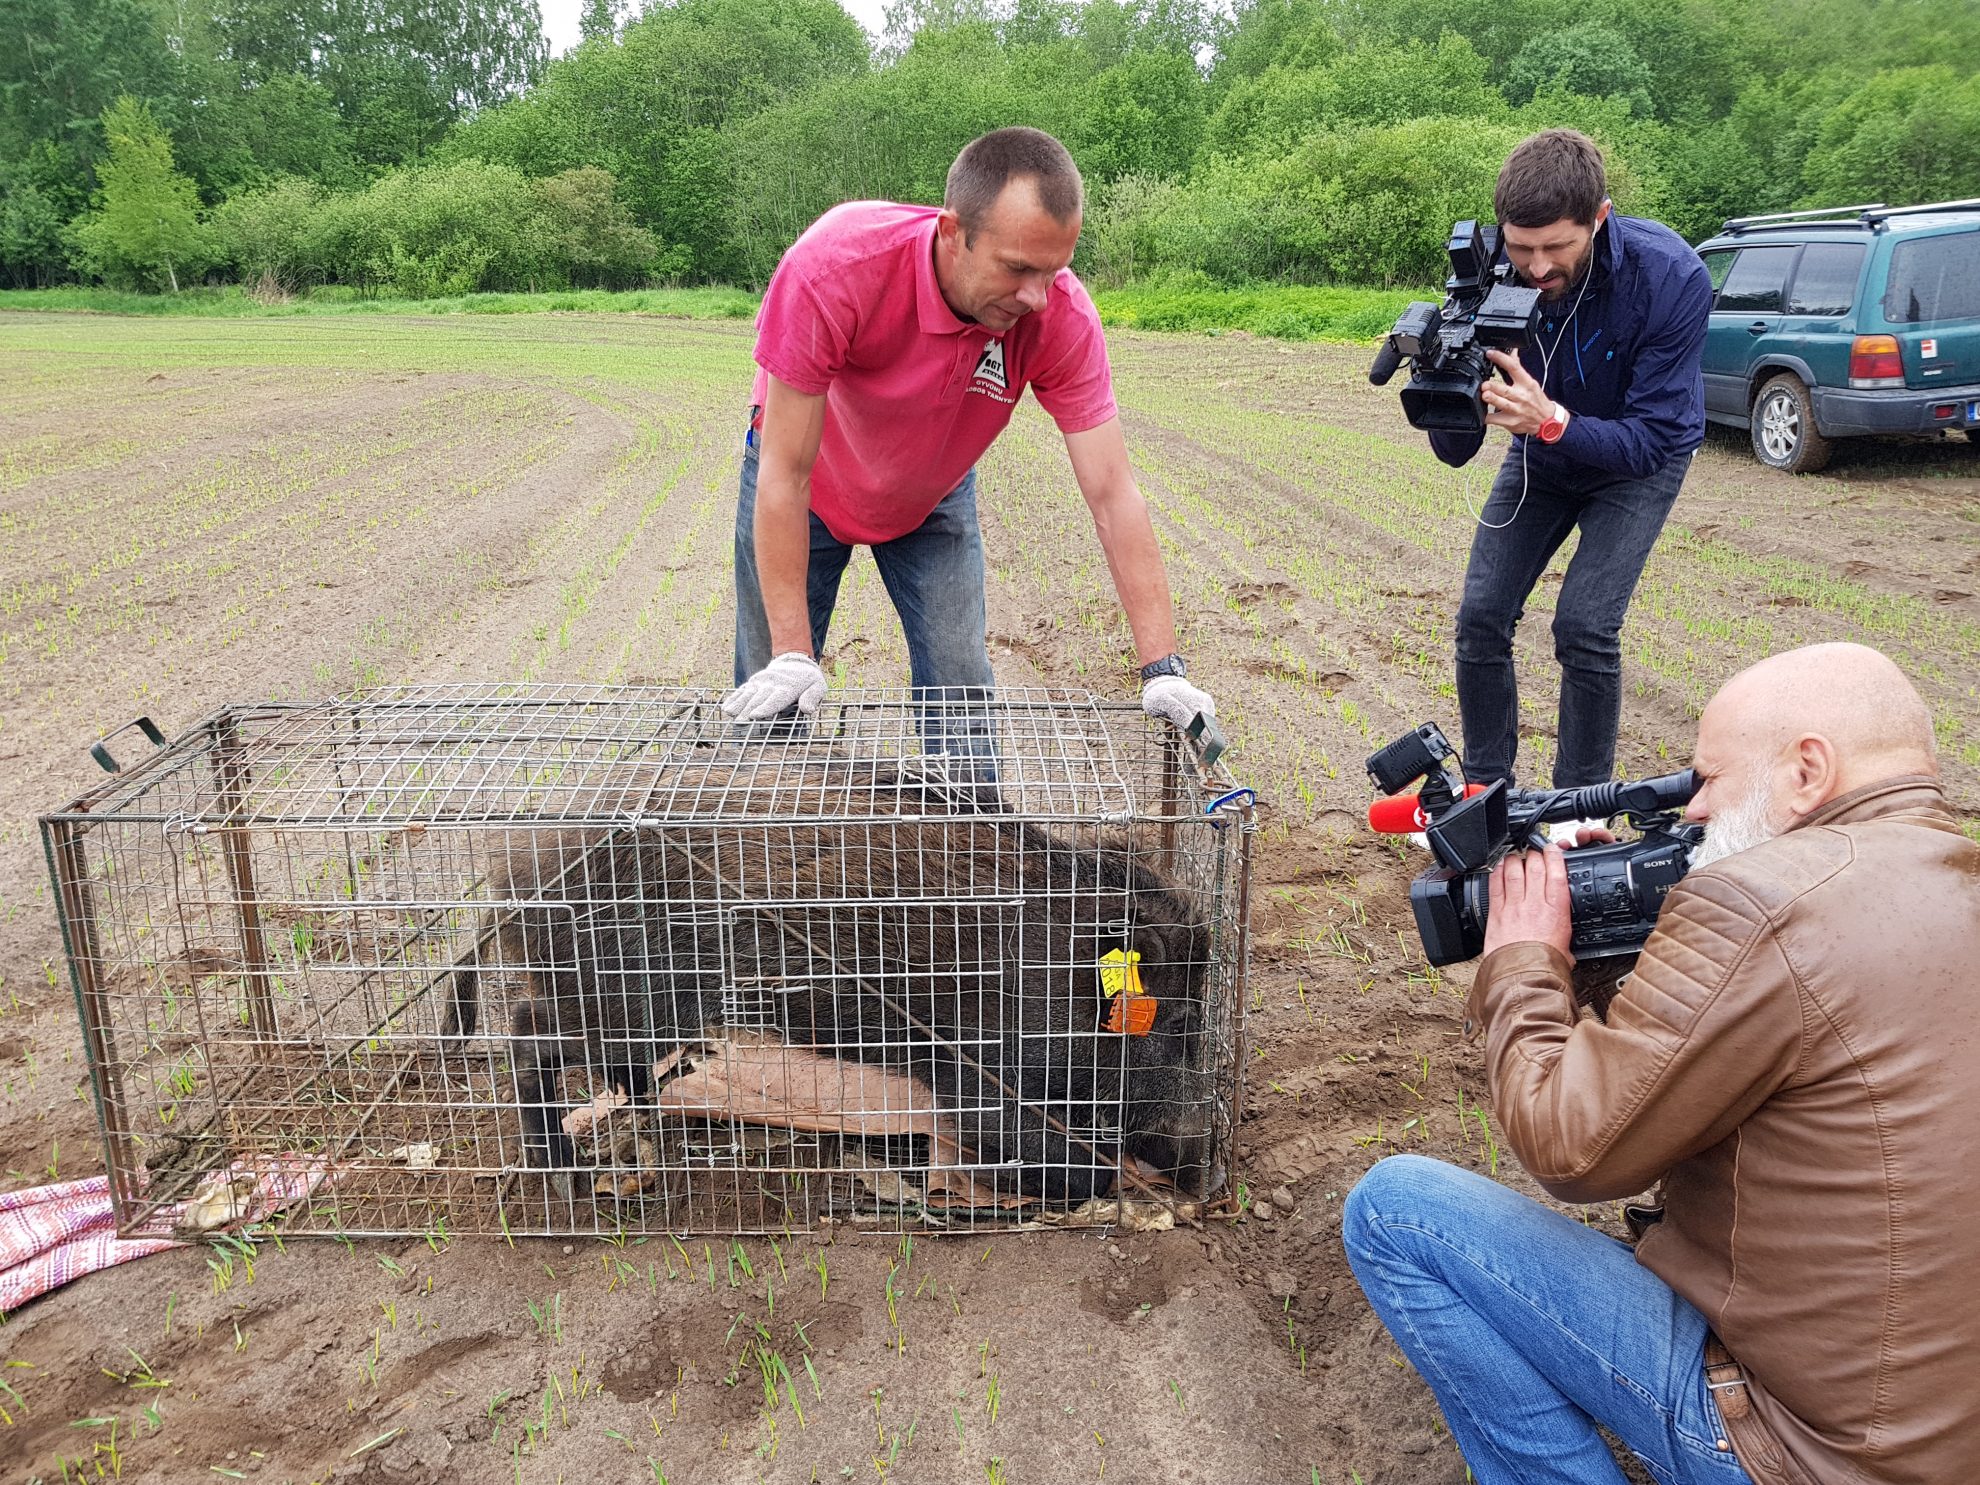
[42, 686, 1254, 1240]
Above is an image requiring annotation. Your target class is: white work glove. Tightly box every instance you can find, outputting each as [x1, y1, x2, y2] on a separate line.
[1141, 674, 1216, 731]
[722, 652, 828, 722]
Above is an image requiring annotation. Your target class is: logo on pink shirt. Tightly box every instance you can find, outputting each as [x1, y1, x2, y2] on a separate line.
[969, 339, 1013, 403]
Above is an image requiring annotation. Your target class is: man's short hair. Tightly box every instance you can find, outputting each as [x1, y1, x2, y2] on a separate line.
[1494, 129, 1608, 228]
[945, 128, 1084, 242]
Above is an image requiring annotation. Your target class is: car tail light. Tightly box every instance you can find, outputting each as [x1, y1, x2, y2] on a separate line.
[1849, 334, 1904, 388]
[1934, 403, 1956, 419]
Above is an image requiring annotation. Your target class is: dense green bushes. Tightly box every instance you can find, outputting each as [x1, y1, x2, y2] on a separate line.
[210, 161, 657, 294]
[4, 0, 1978, 296]
[1084, 116, 1534, 288]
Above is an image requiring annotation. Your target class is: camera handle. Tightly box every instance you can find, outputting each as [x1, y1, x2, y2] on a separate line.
[1520, 771, 1699, 828]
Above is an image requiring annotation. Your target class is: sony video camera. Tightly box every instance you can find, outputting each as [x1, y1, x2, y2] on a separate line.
[1367, 220, 1544, 432]
[1366, 723, 1702, 967]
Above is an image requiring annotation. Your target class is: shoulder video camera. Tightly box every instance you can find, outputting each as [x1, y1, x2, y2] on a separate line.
[1367, 220, 1544, 432]
[1366, 723, 1701, 967]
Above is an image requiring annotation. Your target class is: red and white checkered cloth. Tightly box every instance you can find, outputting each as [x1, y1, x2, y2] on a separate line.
[0, 1159, 335, 1315]
[0, 1177, 177, 1314]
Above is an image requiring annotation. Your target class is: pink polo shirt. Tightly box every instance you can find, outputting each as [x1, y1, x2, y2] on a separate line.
[750, 201, 1118, 545]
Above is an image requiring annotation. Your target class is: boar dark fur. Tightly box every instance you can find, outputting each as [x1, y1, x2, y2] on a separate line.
[441, 755, 1217, 1205]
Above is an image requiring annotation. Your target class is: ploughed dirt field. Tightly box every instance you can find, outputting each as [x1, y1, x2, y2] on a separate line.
[0, 310, 1975, 1485]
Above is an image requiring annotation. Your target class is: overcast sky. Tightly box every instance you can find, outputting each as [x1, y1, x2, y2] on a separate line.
[539, 0, 892, 55]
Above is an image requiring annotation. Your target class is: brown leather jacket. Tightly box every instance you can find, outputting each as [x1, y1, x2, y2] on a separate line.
[1469, 778, 1980, 1484]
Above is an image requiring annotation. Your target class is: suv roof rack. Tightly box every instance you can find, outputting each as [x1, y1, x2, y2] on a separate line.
[1719, 200, 1980, 235]
[1861, 198, 1980, 224]
[1721, 204, 1883, 233]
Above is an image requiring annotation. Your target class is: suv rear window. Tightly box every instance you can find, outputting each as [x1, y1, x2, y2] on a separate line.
[1884, 232, 1980, 323]
[1786, 243, 1864, 316]
[1716, 246, 1797, 313]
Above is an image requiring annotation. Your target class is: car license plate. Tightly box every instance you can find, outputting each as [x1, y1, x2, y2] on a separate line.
[1970, 399, 1980, 425]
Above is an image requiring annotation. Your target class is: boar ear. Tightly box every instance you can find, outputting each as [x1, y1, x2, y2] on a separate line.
[1129, 919, 1188, 975]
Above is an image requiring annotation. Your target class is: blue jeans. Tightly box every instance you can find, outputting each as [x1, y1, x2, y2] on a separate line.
[732, 443, 997, 766]
[1343, 1155, 1753, 1485]
[1455, 451, 1689, 787]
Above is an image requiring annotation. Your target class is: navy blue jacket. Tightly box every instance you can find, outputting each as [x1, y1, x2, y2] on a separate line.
[1429, 213, 1711, 482]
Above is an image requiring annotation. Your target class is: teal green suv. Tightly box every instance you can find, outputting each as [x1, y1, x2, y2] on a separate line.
[1696, 200, 1980, 473]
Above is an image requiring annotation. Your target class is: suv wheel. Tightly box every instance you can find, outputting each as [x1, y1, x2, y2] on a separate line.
[1751, 374, 1833, 474]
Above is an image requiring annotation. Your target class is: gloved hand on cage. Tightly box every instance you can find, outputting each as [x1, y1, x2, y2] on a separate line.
[722, 652, 828, 722]
[1141, 674, 1216, 732]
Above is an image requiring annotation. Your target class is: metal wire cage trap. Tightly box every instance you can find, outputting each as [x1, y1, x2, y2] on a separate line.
[41, 686, 1254, 1239]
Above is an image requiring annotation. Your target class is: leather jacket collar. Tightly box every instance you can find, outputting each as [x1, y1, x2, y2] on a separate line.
[1787, 774, 1951, 834]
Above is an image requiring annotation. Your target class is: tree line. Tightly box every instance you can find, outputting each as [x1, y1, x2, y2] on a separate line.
[4, 0, 1977, 295]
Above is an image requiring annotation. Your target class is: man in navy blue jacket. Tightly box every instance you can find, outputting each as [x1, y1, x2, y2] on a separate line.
[1429, 130, 1711, 790]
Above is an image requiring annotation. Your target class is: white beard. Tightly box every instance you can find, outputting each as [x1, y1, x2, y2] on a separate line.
[1690, 771, 1784, 870]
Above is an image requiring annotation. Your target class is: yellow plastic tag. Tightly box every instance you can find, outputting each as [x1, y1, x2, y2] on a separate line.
[1099, 947, 1145, 999]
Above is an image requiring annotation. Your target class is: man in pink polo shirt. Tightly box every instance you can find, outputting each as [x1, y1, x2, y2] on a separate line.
[720, 127, 1215, 752]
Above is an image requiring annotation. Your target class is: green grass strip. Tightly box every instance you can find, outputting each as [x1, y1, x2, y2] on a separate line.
[1089, 282, 1432, 343]
[0, 284, 761, 320]
[2, 279, 1433, 343]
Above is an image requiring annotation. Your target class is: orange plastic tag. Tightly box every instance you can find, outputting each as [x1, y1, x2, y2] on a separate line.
[1106, 994, 1158, 1036]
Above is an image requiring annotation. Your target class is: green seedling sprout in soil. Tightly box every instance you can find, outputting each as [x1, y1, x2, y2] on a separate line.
[526, 1292, 565, 1342]
[347, 1426, 403, 1460]
[0, 1364, 31, 1426]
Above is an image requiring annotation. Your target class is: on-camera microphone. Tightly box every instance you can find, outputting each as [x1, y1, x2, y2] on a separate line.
[1368, 338, 1405, 387]
[1368, 783, 1488, 833]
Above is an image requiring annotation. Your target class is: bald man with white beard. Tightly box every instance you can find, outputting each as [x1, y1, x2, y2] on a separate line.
[1341, 644, 1979, 1485]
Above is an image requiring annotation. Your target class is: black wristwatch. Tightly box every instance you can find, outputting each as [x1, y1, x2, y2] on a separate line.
[1139, 652, 1188, 681]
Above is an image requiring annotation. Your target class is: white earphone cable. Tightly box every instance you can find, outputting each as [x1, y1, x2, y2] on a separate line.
[1460, 253, 1597, 530]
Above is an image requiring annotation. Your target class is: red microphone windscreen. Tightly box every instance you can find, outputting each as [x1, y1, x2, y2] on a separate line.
[1368, 794, 1429, 833]
[1367, 785, 1486, 833]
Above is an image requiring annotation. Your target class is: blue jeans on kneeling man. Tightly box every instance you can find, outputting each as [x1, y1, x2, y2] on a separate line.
[1342, 1154, 1754, 1485]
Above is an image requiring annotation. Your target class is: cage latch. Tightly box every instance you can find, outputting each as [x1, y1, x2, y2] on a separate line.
[90, 716, 167, 775]
[1185, 711, 1227, 768]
